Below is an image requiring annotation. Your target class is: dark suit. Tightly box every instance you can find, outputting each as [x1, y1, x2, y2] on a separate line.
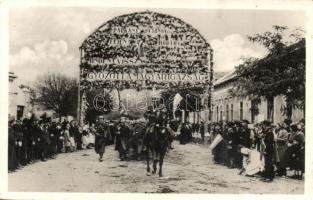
[48, 124, 59, 157]
[264, 129, 275, 180]
[114, 122, 129, 160]
[8, 125, 17, 171]
[95, 122, 110, 155]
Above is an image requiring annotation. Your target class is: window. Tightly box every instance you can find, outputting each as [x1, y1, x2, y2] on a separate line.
[251, 99, 258, 123]
[267, 97, 274, 122]
[226, 104, 229, 121]
[286, 97, 292, 120]
[240, 101, 243, 121]
[231, 104, 234, 121]
[216, 106, 219, 122]
[17, 105, 24, 120]
[220, 106, 223, 122]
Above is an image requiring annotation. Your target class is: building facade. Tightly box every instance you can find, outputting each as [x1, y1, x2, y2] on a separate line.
[9, 72, 56, 120]
[212, 72, 304, 124]
[9, 72, 32, 120]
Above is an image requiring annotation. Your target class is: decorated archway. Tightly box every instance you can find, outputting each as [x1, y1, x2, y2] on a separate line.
[78, 11, 213, 124]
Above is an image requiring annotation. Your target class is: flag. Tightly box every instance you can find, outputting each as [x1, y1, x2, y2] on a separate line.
[173, 93, 183, 118]
[209, 134, 223, 150]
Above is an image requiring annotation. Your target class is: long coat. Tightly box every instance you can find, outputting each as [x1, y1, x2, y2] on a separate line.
[114, 123, 130, 153]
[276, 129, 289, 168]
[95, 123, 110, 154]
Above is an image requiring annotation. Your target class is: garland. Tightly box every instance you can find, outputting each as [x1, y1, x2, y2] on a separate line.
[80, 11, 211, 91]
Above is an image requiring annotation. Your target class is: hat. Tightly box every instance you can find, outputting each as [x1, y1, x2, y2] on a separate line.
[290, 124, 298, 131]
[283, 119, 292, 125]
[234, 121, 241, 127]
[262, 120, 272, 127]
[9, 117, 15, 124]
[227, 122, 234, 126]
[242, 119, 250, 124]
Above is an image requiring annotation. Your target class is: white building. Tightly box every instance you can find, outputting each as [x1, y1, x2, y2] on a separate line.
[212, 39, 305, 124]
[9, 72, 32, 120]
[9, 72, 56, 120]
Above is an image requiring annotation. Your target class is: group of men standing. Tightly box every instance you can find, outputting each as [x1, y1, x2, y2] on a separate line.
[8, 114, 91, 172]
[8, 115, 62, 172]
[210, 119, 305, 181]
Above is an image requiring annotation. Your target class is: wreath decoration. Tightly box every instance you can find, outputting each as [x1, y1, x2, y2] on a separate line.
[80, 11, 212, 91]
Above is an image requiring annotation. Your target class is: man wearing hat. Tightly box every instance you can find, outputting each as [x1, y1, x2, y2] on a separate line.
[48, 121, 59, 159]
[155, 103, 168, 127]
[262, 120, 275, 182]
[8, 118, 17, 171]
[95, 116, 110, 162]
[114, 116, 130, 161]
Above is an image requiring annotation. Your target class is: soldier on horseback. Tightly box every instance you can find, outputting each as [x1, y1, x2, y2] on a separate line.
[143, 103, 172, 177]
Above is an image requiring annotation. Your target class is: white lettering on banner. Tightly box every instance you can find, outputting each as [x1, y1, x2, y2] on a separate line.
[111, 26, 174, 35]
[88, 57, 206, 66]
[85, 71, 209, 83]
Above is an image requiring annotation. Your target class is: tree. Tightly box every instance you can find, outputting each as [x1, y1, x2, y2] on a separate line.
[34, 73, 78, 118]
[84, 88, 114, 124]
[230, 26, 305, 118]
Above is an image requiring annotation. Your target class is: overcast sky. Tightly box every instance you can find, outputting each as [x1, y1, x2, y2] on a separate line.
[9, 7, 307, 83]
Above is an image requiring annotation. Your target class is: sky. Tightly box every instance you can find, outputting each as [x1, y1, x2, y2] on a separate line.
[9, 7, 307, 84]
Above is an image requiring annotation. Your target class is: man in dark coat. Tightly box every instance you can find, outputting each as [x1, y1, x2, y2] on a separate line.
[155, 104, 168, 127]
[8, 118, 17, 172]
[179, 122, 189, 145]
[13, 120, 23, 169]
[233, 121, 242, 168]
[225, 123, 236, 168]
[114, 117, 130, 161]
[95, 116, 110, 162]
[262, 120, 275, 182]
[39, 121, 51, 161]
[48, 122, 59, 158]
[200, 122, 205, 142]
[241, 120, 252, 148]
[32, 120, 42, 160]
[22, 116, 33, 165]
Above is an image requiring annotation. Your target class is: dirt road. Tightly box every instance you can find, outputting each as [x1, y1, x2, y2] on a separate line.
[8, 141, 304, 193]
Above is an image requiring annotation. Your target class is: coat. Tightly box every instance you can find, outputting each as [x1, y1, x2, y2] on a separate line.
[276, 129, 289, 167]
[95, 122, 110, 154]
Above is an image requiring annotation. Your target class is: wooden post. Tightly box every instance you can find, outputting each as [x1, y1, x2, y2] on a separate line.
[77, 47, 82, 125]
[204, 48, 214, 145]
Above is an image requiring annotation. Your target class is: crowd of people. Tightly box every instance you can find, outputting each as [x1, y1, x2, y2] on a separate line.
[8, 114, 97, 172]
[8, 111, 305, 182]
[207, 119, 305, 182]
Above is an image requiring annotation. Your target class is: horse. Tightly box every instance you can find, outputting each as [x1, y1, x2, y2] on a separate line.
[145, 123, 171, 177]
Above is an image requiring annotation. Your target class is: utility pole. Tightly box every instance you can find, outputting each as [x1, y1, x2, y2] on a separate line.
[203, 47, 213, 145]
[77, 47, 82, 125]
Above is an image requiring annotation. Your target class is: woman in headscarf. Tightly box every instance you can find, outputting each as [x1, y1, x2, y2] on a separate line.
[64, 122, 75, 152]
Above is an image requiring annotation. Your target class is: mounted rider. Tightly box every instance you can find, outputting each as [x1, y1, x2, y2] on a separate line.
[154, 103, 168, 127]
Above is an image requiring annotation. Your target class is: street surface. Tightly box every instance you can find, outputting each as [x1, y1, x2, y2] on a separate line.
[8, 141, 303, 193]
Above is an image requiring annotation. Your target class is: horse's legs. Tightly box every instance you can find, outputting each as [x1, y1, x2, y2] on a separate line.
[152, 159, 157, 174]
[146, 146, 150, 173]
[152, 152, 158, 174]
[159, 152, 165, 177]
